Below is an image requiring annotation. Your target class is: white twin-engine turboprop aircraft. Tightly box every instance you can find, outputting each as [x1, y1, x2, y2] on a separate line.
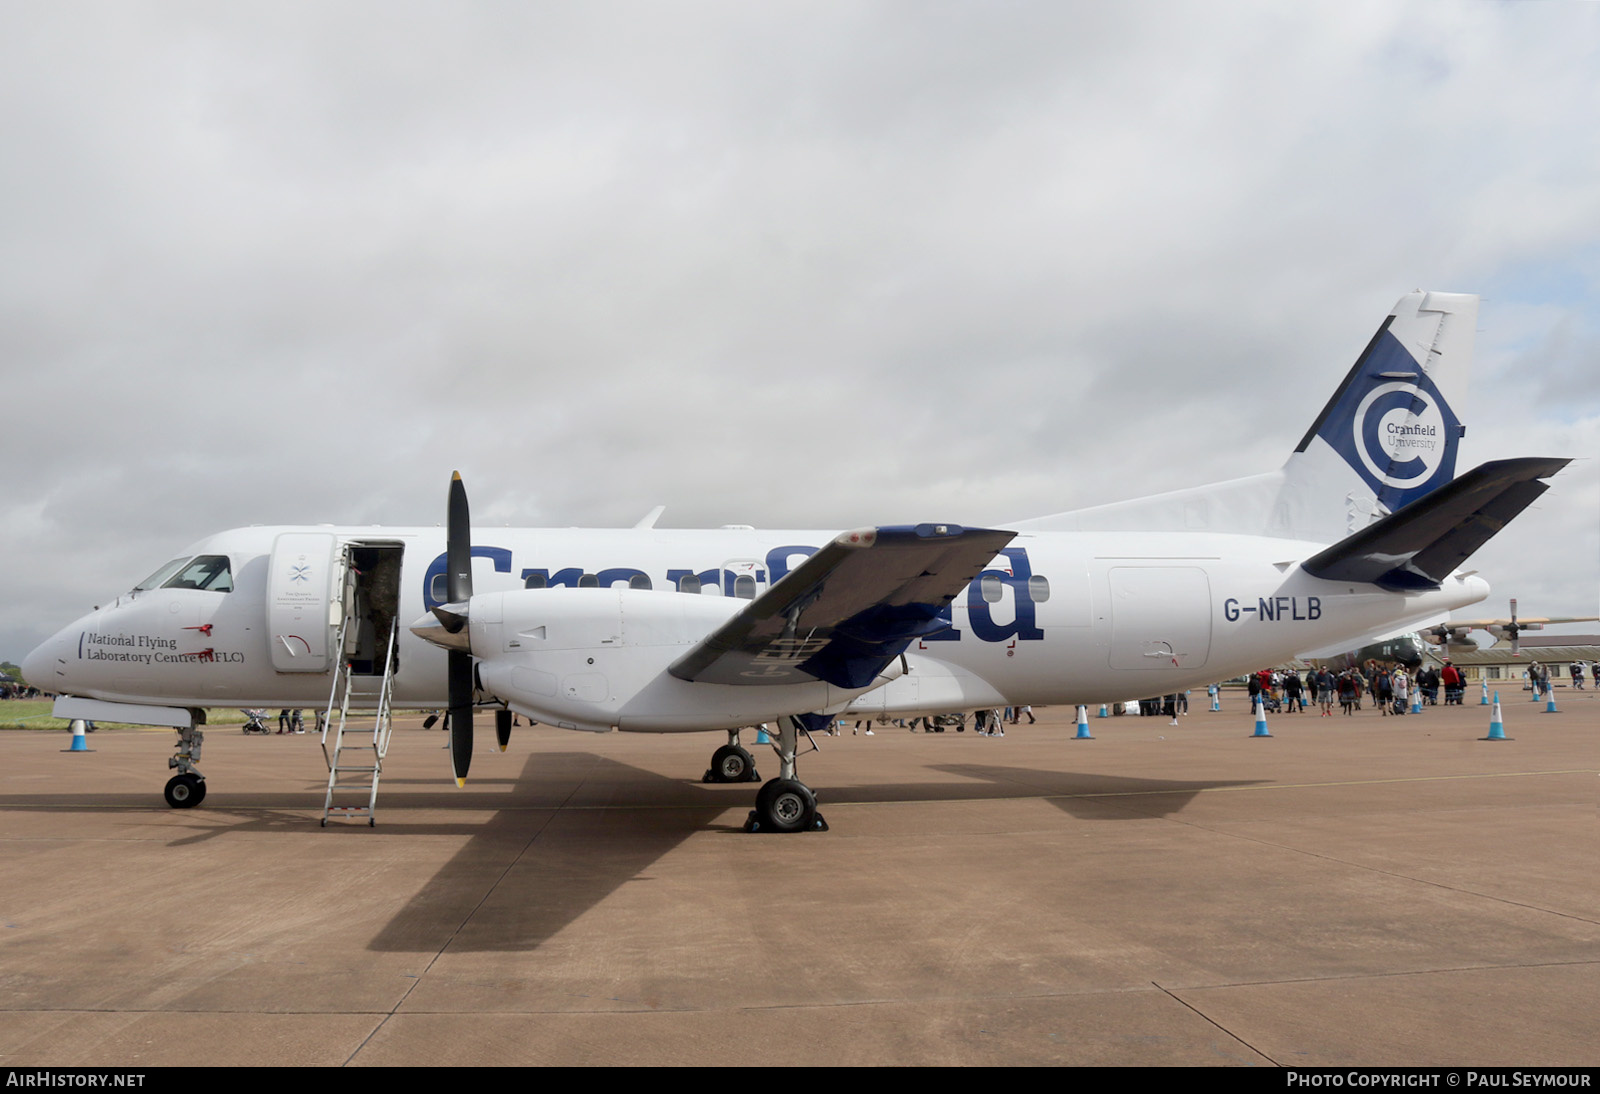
[26, 291, 1567, 832]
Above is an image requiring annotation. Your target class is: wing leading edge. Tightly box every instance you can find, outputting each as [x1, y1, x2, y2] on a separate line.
[668, 524, 1015, 689]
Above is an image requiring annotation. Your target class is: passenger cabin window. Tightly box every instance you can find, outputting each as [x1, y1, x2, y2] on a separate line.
[1028, 575, 1050, 602]
[162, 555, 233, 593]
[134, 557, 192, 592]
[979, 574, 1003, 604]
[733, 575, 757, 600]
[677, 574, 701, 594]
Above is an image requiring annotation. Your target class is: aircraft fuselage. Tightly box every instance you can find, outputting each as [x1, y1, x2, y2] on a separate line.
[26, 523, 1490, 728]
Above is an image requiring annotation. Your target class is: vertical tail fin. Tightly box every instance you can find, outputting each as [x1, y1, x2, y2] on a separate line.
[1293, 291, 1474, 517]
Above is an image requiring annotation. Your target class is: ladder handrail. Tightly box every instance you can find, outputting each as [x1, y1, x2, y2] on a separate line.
[372, 616, 398, 759]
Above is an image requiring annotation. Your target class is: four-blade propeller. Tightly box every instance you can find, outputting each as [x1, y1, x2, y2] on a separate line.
[407, 471, 480, 786]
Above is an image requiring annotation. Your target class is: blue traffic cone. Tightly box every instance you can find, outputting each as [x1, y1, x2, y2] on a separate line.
[62, 719, 93, 753]
[755, 725, 770, 745]
[1252, 697, 1272, 737]
[1545, 689, 1559, 714]
[1481, 693, 1510, 740]
[1209, 685, 1221, 712]
[1480, 680, 1489, 705]
[1097, 703, 1108, 718]
[1411, 690, 1422, 715]
[1074, 705, 1093, 739]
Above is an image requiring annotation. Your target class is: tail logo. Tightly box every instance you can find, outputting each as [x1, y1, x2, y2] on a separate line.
[1353, 381, 1450, 490]
[1314, 329, 1463, 512]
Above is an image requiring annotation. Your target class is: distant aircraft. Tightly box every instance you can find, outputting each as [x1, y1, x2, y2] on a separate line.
[24, 292, 1567, 831]
[1301, 630, 1433, 671]
[1422, 600, 1599, 655]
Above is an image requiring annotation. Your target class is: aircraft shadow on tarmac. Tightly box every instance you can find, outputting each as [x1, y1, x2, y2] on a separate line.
[0, 749, 1259, 953]
[363, 752, 1265, 953]
[922, 763, 1263, 819]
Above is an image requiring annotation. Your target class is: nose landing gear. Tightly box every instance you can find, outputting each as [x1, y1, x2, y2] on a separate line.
[164, 720, 206, 809]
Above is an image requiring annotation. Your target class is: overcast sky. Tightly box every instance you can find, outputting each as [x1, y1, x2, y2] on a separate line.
[3, 1, 1597, 659]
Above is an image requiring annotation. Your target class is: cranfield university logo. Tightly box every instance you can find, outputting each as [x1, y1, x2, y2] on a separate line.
[1352, 381, 1450, 490]
[1317, 330, 1462, 511]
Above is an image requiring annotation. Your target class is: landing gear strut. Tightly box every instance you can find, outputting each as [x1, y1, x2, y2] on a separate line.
[746, 714, 828, 833]
[704, 730, 761, 784]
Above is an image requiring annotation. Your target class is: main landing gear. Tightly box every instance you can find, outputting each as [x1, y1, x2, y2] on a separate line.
[703, 729, 761, 784]
[745, 714, 828, 834]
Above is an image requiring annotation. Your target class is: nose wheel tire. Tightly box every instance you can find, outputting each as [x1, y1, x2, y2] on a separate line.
[164, 774, 206, 809]
[705, 744, 760, 784]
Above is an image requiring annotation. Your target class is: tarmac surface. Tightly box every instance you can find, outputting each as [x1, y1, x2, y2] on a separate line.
[0, 692, 1595, 1067]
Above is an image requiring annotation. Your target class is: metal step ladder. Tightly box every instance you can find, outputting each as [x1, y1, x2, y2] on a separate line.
[319, 614, 398, 827]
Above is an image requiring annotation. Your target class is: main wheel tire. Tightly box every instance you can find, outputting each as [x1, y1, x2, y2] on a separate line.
[710, 744, 752, 783]
[164, 774, 204, 809]
[756, 778, 815, 833]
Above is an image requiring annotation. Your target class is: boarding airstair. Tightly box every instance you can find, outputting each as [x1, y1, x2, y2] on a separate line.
[319, 610, 398, 827]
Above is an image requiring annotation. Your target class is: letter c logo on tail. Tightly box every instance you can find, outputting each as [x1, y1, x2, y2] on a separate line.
[1312, 326, 1463, 511]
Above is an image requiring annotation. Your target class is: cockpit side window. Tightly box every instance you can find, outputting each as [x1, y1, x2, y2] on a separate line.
[134, 557, 192, 592]
[162, 555, 233, 593]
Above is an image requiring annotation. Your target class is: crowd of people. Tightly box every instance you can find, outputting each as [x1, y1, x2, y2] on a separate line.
[1245, 660, 1470, 717]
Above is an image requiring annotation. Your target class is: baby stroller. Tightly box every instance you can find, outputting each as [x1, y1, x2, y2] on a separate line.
[241, 709, 271, 734]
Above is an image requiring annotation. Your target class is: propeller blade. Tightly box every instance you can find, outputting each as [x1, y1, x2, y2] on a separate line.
[448, 471, 473, 605]
[495, 708, 513, 752]
[449, 648, 473, 784]
[445, 472, 474, 785]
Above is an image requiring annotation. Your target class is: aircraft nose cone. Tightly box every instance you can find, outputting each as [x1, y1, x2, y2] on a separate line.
[22, 631, 67, 691]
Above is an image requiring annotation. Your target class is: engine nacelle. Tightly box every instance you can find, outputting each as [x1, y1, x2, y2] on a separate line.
[465, 587, 897, 732]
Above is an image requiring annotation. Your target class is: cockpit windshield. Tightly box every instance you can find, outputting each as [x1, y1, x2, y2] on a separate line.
[162, 555, 233, 592]
[133, 558, 192, 592]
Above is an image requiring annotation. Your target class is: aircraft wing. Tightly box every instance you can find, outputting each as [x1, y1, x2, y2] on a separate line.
[1441, 616, 1598, 629]
[1300, 457, 1569, 590]
[669, 524, 1014, 688]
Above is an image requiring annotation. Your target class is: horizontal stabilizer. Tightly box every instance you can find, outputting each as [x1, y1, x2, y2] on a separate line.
[1300, 457, 1569, 590]
[670, 524, 1014, 688]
